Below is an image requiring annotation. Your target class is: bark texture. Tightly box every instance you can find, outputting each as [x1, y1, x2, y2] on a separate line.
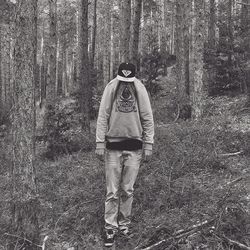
[120, 0, 131, 62]
[47, 0, 57, 102]
[103, 0, 111, 85]
[130, 0, 142, 68]
[175, 0, 190, 119]
[10, 0, 40, 249]
[191, 0, 206, 119]
[78, 0, 91, 131]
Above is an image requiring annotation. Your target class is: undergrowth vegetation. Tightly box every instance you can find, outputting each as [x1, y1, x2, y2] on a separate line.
[0, 94, 249, 249]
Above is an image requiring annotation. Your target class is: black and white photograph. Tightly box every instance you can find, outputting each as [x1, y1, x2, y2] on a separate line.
[0, 0, 249, 249]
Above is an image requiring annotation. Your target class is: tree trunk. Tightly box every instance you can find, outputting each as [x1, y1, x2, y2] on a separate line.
[76, 8, 80, 84]
[47, 0, 57, 103]
[170, 1, 175, 54]
[207, 0, 216, 95]
[0, 23, 2, 112]
[191, 0, 206, 119]
[228, 0, 233, 69]
[78, 0, 91, 131]
[110, 8, 115, 79]
[68, 50, 74, 94]
[138, 0, 144, 71]
[91, 0, 97, 66]
[40, 48, 48, 106]
[175, 0, 190, 119]
[130, 0, 142, 68]
[39, 21, 44, 105]
[62, 39, 67, 96]
[160, 0, 167, 52]
[55, 38, 60, 95]
[208, 0, 216, 49]
[10, 0, 40, 249]
[103, 0, 111, 85]
[241, 0, 249, 30]
[241, 0, 250, 104]
[184, 0, 191, 96]
[120, 0, 131, 62]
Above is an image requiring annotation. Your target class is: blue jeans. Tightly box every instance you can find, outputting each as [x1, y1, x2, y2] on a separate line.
[104, 149, 142, 231]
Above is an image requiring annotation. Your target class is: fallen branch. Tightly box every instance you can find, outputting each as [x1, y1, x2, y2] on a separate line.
[173, 104, 180, 123]
[139, 220, 214, 250]
[223, 235, 250, 250]
[174, 220, 212, 237]
[4, 233, 43, 249]
[226, 176, 243, 186]
[54, 198, 100, 231]
[218, 151, 243, 157]
[42, 236, 49, 250]
[213, 233, 250, 250]
[236, 1, 250, 6]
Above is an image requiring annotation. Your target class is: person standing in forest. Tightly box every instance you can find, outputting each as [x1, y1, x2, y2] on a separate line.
[95, 62, 154, 247]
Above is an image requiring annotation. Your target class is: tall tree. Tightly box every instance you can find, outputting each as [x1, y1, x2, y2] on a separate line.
[10, 0, 40, 249]
[184, 0, 191, 96]
[39, 20, 45, 105]
[175, 0, 190, 118]
[78, 0, 91, 131]
[91, 0, 97, 66]
[207, 0, 216, 94]
[240, 0, 250, 104]
[0, 23, 2, 113]
[130, 0, 143, 67]
[191, 0, 206, 119]
[160, 0, 167, 52]
[228, 0, 233, 69]
[110, 6, 115, 79]
[103, 0, 111, 85]
[170, 0, 175, 54]
[120, 0, 131, 62]
[47, 0, 57, 102]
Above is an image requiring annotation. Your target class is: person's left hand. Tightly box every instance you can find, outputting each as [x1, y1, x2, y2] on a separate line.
[143, 149, 152, 162]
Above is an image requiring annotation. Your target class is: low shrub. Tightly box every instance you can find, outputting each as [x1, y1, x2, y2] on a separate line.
[41, 97, 94, 160]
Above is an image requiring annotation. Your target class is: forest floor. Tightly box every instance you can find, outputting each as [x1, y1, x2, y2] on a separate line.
[0, 90, 250, 249]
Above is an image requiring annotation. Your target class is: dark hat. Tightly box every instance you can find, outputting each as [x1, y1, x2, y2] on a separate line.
[117, 62, 136, 82]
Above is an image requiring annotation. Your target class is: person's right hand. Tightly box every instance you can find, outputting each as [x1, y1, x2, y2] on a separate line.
[95, 148, 105, 161]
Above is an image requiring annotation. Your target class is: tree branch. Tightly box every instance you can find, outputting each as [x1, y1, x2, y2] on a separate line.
[236, 1, 250, 6]
[222, 235, 250, 250]
[4, 233, 43, 248]
[218, 151, 243, 157]
[139, 220, 214, 250]
[214, 233, 250, 250]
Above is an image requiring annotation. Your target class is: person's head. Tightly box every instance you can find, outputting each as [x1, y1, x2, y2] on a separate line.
[117, 62, 136, 82]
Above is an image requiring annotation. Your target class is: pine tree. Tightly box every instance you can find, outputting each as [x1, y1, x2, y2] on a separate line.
[130, 0, 143, 67]
[206, 0, 216, 95]
[47, 0, 57, 102]
[103, 0, 111, 85]
[175, 0, 190, 119]
[191, 0, 206, 119]
[78, 0, 91, 131]
[91, 0, 97, 66]
[120, 0, 131, 62]
[0, 23, 2, 114]
[10, 0, 40, 249]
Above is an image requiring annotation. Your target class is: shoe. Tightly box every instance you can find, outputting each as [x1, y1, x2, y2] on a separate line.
[104, 229, 115, 247]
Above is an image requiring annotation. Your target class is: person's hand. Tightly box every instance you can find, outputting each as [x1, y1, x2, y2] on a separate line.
[95, 148, 105, 161]
[143, 149, 152, 162]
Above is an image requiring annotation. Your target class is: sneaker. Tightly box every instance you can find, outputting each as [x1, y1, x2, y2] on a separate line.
[104, 229, 115, 247]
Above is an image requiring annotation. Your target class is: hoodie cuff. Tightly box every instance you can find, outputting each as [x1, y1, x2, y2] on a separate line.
[96, 142, 105, 149]
[144, 143, 153, 151]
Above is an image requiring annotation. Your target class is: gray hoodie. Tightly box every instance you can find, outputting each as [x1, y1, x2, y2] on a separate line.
[96, 77, 154, 151]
